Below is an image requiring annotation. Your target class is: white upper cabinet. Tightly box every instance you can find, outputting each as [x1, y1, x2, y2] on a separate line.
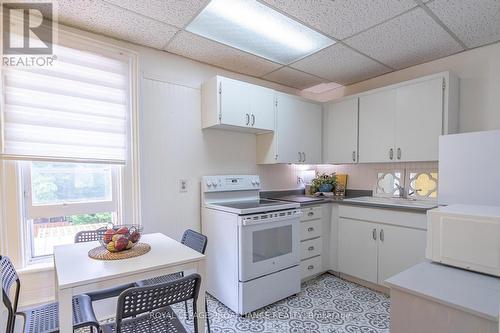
[257, 93, 322, 164]
[324, 98, 359, 164]
[357, 72, 459, 163]
[201, 76, 275, 133]
[394, 78, 444, 162]
[359, 89, 396, 163]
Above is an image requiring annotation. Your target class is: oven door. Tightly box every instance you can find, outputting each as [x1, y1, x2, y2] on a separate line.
[238, 210, 300, 282]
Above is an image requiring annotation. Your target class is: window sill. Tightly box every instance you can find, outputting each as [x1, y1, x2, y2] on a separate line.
[18, 260, 54, 275]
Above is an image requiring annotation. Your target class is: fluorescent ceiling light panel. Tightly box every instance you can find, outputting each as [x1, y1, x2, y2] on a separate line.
[303, 82, 343, 93]
[186, 0, 335, 64]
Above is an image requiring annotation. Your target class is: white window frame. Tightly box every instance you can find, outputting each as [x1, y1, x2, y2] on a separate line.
[20, 162, 123, 263]
[21, 162, 121, 219]
[0, 27, 141, 270]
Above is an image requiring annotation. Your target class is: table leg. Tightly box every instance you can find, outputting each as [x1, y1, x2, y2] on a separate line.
[58, 288, 73, 333]
[196, 260, 207, 333]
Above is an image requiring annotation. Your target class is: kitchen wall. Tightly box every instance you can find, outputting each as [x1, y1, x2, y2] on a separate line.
[3, 23, 500, 310]
[318, 41, 500, 133]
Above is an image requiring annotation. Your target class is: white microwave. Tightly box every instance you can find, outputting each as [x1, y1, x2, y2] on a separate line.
[427, 204, 500, 277]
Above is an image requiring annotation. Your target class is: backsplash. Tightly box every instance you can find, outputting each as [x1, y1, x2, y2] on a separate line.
[257, 162, 438, 191]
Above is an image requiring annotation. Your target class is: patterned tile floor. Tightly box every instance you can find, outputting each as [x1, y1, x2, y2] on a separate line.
[84, 273, 390, 333]
[178, 273, 390, 333]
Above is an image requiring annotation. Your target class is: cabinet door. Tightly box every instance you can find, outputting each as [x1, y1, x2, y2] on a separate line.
[359, 89, 396, 163]
[377, 224, 426, 286]
[219, 77, 251, 128]
[275, 94, 322, 164]
[339, 218, 378, 284]
[249, 85, 275, 131]
[324, 99, 358, 164]
[275, 94, 303, 163]
[297, 101, 322, 164]
[395, 78, 443, 161]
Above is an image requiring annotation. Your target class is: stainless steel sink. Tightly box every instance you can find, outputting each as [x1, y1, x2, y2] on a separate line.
[343, 196, 438, 209]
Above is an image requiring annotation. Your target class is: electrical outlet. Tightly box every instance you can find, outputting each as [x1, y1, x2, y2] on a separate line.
[179, 179, 188, 192]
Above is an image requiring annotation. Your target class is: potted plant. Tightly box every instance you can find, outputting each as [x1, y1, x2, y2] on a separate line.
[310, 173, 337, 194]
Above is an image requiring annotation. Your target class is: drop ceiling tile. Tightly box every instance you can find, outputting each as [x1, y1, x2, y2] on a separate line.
[165, 31, 282, 77]
[290, 44, 392, 85]
[344, 7, 464, 70]
[427, 0, 500, 48]
[263, 67, 326, 89]
[55, 0, 178, 49]
[103, 0, 209, 28]
[261, 0, 417, 39]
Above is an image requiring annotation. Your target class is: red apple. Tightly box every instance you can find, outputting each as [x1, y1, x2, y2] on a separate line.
[116, 227, 129, 235]
[103, 229, 115, 243]
[115, 237, 129, 251]
[130, 231, 140, 243]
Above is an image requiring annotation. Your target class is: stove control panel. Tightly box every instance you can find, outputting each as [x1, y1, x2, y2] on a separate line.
[202, 175, 261, 192]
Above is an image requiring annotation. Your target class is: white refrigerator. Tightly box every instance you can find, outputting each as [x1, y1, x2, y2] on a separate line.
[438, 129, 500, 206]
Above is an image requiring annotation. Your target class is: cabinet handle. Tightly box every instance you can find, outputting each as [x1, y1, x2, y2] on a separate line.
[380, 229, 384, 242]
[303, 152, 306, 162]
[389, 148, 394, 160]
[307, 227, 314, 232]
[245, 113, 250, 125]
[251, 114, 255, 126]
[372, 228, 377, 240]
[397, 148, 401, 160]
[352, 151, 356, 162]
[307, 212, 314, 217]
[298, 152, 302, 162]
[308, 246, 315, 251]
[308, 265, 314, 270]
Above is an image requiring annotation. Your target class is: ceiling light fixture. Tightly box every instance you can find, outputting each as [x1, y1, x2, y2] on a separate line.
[186, 0, 335, 64]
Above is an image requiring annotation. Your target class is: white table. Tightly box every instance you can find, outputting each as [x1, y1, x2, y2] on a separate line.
[53, 233, 206, 333]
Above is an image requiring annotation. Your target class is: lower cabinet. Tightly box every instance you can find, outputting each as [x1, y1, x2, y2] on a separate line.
[339, 218, 378, 283]
[377, 224, 426, 284]
[300, 205, 325, 280]
[339, 216, 426, 286]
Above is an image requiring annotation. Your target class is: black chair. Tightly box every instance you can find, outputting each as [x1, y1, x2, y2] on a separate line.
[74, 230, 136, 302]
[135, 229, 209, 330]
[100, 274, 201, 333]
[1, 255, 99, 333]
[74, 230, 101, 243]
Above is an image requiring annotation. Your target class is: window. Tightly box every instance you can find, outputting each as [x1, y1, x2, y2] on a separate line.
[0, 30, 139, 268]
[375, 171, 403, 197]
[22, 162, 120, 260]
[408, 171, 438, 199]
[375, 169, 438, 200]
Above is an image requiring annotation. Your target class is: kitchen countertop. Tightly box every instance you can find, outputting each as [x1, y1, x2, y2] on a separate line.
[261, 189, 435, 212]
[386, 261, 500, 322]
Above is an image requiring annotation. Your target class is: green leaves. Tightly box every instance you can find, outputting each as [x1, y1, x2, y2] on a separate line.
[310, 173, 337, 194]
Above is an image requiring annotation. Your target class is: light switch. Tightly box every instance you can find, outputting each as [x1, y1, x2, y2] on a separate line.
[179, 179, 188, 192]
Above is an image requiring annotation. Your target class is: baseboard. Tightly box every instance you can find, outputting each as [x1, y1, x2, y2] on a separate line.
[338, 272, 390, 295]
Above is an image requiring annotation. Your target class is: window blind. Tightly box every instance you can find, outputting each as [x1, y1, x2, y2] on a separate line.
[1, 35, 131, 164]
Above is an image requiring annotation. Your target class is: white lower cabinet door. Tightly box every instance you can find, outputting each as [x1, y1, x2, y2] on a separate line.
[339, 218, 378, 284]
[377, 224, 426, 285]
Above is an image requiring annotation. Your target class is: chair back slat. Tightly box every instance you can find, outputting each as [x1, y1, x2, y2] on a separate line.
[1, 256, 21, 333]
[74, 230, 100, 243]
[181, 229, 207, 254]
[116, 274, 201, 324]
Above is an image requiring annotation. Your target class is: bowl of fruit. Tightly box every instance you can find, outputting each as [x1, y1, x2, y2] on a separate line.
[97, 224, 143, 253]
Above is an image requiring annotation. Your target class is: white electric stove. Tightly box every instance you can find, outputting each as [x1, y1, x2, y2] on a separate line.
[201, 175, 301, 315]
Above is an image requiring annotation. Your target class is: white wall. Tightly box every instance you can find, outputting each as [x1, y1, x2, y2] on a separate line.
[318, 42, 500, 133]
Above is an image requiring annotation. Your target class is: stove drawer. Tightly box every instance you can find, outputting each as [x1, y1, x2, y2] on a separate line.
[301, 206, 322, 222]
[301, 256, 322, 279]
[301, 220, 322, 240]
[301, 238, 322, 260]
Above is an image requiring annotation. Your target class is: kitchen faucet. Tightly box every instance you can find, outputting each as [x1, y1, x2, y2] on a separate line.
[395, 183, 405, 198]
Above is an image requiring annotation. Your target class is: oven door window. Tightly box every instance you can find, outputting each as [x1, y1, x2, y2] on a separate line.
[252, 225, 292, 263]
